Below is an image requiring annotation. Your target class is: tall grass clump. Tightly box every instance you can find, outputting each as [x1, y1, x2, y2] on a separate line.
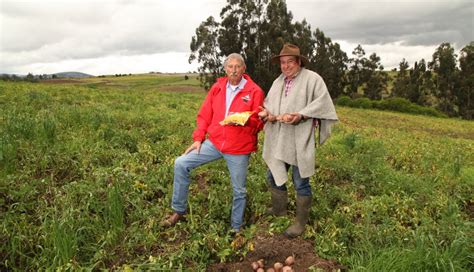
[0, 136, 18, 174]
[47, 218, 78, 269]
[40, 115, 57, 145]
[106, 184, 125, 232]
[348, 233, 471, 271]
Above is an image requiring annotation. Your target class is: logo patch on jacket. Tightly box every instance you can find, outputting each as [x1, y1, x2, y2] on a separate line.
[242, 94, 250, 103]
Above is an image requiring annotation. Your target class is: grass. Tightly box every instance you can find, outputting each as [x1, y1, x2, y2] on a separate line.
[1, 74, 473, 270]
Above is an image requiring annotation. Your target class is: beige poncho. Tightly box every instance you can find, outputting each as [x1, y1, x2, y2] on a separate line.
[262, 68, 338, 186]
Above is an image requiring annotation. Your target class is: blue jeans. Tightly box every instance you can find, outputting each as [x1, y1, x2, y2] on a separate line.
[267, 164, 312, 197]
[171, 140, 250, 231]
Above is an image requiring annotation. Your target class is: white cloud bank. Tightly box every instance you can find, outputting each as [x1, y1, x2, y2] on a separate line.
[1, 0, 472, 75]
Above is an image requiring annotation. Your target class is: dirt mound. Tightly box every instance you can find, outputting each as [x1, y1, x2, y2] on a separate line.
[159, 85, 205, 92]
[40, 79, 82, 84]
[208, 233, 345, 272]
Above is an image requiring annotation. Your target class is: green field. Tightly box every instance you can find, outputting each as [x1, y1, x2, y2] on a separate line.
[1, 75, 473, 271]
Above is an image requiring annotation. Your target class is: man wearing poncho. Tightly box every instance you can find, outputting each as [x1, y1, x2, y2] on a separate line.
[259, 43, 338, 238]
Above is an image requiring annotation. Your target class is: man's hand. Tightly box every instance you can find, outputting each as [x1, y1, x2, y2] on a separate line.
[284, 112, 305, 125]
[257, 106, 269, 121]
[184, 141, 202, 154]
[258, 106, 277, 123]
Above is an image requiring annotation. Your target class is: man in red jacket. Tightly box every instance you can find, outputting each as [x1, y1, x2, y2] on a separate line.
[160, 53, 264, 233]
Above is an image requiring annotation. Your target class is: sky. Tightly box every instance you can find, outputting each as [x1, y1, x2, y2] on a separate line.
[1, 0, 473, 75]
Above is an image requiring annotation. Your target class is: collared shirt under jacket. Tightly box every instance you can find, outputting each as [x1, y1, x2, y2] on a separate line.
[193, 74, 265, 155]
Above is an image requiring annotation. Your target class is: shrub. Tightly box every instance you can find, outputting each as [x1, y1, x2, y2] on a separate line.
[335, 95, 351, 106]
[375, 97, 447, 117]
[351, 97, 374, 109]
[337, 96, 446, 118]
[375, 97, 412, 112]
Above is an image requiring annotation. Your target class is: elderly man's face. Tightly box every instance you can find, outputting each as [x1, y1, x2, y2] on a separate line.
[280, 55, 301, 78]
[225, 58, 246, 85]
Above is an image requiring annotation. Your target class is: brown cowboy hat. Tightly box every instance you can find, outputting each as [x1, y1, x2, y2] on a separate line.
[271, 43, 309, 66]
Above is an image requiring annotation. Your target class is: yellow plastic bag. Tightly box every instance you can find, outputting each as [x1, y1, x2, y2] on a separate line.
[220, 111, 253, 126]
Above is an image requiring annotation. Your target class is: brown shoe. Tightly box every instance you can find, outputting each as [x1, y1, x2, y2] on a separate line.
[160, 212, 185, 227]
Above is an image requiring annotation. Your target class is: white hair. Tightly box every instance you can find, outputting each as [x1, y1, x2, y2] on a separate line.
[224, 53, 246, 68]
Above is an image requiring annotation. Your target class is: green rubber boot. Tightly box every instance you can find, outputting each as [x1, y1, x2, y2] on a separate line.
[265, 187, 288, 217]
[284, 195, 312, 238]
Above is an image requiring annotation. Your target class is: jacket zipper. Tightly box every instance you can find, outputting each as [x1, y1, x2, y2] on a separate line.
[221, 125, 226, 151]
[221, 87, 251, 152]
[222, 91, 241, 152]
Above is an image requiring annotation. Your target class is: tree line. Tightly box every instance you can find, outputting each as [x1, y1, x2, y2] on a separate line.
[0, 73, 57, 82]
[189, 0, 473, 119]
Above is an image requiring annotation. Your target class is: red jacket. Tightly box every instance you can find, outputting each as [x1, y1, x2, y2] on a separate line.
[192, 74, 264, 154]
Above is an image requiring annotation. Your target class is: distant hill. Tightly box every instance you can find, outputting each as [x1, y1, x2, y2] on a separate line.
[54, 72, 94, 78]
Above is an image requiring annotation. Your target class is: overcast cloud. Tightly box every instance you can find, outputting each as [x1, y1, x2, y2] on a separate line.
[1, 0, 473, 75]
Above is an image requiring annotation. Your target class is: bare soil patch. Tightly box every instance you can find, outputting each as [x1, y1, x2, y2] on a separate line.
[464, 199, 474, 219]
[159, 85, 205, 93]
[208, 233, 345, 272]
[40, 79, 82, 84]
